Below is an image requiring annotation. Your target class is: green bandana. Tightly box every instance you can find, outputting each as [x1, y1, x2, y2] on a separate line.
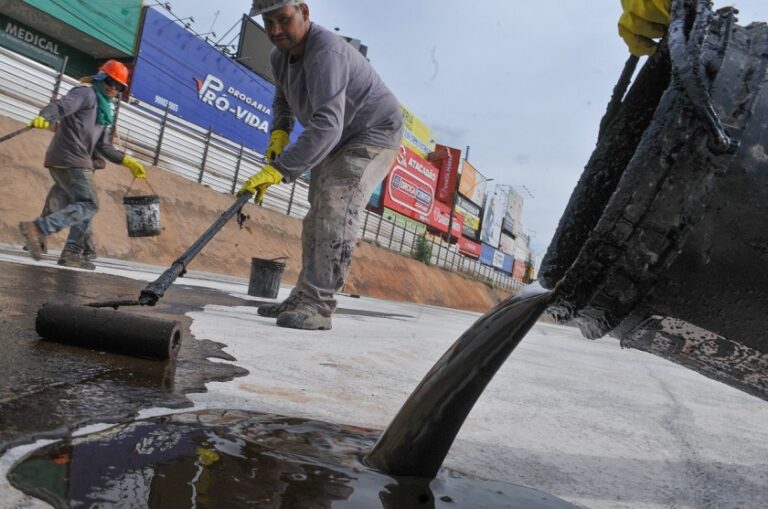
[92, 80, 115, 126]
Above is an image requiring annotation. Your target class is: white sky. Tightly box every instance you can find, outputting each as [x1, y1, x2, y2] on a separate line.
[176, 1, 768, 254]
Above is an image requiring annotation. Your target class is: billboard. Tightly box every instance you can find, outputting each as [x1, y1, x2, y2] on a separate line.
[400, 104, 434, 158]
[458, 236, 481, 258]
[458, 159, 487, 207]
[428, 200, 463, 238]
[480, 243, 514, 273]
[131, 8, 276, 153]
[455, 194, 481, 241]
[0, 12, 95, 77]
[513, 259, 526, 281]
[383, 208, 427, 235]
[382, 146, 439, 223]
[235, 15, 274, 83]
[368, 181, 383, 209]
[480, 185, 508, 249]
[430, 144, 461, 205]
[503, 188, 524, 236]
[499, 232, 515, 255]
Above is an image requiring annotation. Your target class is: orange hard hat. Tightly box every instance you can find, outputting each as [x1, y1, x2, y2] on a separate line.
[100, 60, 129, 86]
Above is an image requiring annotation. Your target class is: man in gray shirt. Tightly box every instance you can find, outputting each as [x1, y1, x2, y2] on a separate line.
[240, 0, 403, 330]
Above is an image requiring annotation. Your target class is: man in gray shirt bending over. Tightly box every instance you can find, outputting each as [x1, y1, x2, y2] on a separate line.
[240, 0, 403, 330]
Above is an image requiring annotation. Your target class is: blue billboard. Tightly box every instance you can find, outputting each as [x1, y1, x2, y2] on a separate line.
[480, 242, 514, 274]
[131, 8, 276, 153]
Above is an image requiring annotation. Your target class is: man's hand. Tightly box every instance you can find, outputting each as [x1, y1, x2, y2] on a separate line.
[122, 155, 147, 180]
[29, 115, 50, 129]
[618, 0, 671, 56]
[238, 164, 283, 205]
[266, 130, 290, 162]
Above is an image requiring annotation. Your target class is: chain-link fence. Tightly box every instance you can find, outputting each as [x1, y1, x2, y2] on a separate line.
[0, 47, 523, 292]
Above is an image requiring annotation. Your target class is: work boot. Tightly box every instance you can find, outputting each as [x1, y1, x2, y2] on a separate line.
[57, 250, 96, 271]
[82, 247, 97, 261]
[257, 294, 301, 318]
[19, 222, 44, 260]
[276, 303, 332, 331]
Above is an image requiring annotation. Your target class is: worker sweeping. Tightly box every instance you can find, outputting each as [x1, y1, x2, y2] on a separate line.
[240, 1, 403, 330]
[18, 59, 147, 270]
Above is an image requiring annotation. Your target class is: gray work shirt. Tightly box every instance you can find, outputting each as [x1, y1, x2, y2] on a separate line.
[39, 85, 125, 170]
[270, 22, 403, 182]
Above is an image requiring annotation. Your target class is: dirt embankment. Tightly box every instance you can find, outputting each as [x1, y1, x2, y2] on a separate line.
[0, 116, 509, 312]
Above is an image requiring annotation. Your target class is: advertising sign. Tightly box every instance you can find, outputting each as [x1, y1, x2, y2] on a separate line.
[7, 0, 142, 56]
[382, 146, 439, 222]
[458, 236, 482, 258]
[503, 188, 524, 236]
[454, 194, 481, 241]
[131, 8, 275, 153]
[368, 181, 383, 209]
[400, 104, 434, 158]
[428, 200, 463, 238]
[383, 208, 427, 235]
[0, 13, 94, 77]
[236, 15, 274, 83]
[480, 243, 514, 273]
[513, 259, 526, 281]
[458, 160, 487, 207]
[429, 144, 461, 205]
[480, 185, 509, 249]
[499, 232, 515, 255]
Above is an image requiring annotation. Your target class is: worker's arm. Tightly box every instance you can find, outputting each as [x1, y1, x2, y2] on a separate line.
[618, 0, 671, 56]
[37, 86, 92, 123]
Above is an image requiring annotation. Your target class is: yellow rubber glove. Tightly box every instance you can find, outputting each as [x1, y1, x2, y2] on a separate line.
[266, 129, 290, 162]
[29, 115, 50, 129]
[618, 0, 671, 56]
[122, 155, 147, 180]
[238, 164, 283, 205]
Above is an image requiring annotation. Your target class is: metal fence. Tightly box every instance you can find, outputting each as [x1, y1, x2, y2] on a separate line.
[0, 46, 523, 292]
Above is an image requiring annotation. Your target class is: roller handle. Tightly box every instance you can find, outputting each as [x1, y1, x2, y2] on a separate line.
[0, 126, 32, 143]
[139, 192, 253, 305]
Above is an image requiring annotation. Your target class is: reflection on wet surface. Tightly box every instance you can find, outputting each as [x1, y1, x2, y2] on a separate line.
[9, 409, 577, 509]
[0, 261, 247, 454]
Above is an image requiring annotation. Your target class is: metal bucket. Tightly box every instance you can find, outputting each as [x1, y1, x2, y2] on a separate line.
[539, 0, 768, 401]
[248, 257, 286, 298]
[123, 195, 161, 238]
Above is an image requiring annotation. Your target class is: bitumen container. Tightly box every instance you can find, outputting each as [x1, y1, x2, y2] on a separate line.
[123, 195, 161, 237]
[539, 0, 768, 401]
[248, 257, 286, 298]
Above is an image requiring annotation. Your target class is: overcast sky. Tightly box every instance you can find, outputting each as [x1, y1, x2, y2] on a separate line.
[175, 1, 767, 255]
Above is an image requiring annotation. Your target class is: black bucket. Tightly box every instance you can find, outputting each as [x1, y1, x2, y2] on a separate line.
[540, 1, 768, 401]
[123, 195, 161, 238]
[248, 257, 286, 298]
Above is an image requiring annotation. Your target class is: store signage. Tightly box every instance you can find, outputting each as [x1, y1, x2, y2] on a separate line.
[383, 146, 439, 221]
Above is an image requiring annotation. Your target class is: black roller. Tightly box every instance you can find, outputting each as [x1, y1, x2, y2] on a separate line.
[36, 303, 182, 361]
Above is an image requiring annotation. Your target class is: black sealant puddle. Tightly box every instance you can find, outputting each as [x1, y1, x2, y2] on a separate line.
[8, 409, 576, 509]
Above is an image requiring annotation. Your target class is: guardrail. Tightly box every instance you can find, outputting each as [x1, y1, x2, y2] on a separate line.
[0, 46, 523, 293]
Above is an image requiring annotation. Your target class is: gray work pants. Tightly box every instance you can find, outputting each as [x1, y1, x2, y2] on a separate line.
[290, 144, 397, 316]
[34, 168, 99, 253]
[41, 178, 96, 254]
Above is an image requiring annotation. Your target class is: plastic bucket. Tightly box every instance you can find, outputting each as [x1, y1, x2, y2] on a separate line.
[123, 195, 161, 238]
[248, 257, 285, 298]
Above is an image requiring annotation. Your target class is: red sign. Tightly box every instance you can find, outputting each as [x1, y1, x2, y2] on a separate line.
[428, 200, 463, 238]
[429, 144, 461, 204]
[458, 236, 482, 258]
[512, 259, 526, 281]
[383, 146, 439, 222]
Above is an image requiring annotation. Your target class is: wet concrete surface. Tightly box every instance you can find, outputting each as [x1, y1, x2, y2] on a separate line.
[8, 409, 576, 509]
[0, 260, 250, 455]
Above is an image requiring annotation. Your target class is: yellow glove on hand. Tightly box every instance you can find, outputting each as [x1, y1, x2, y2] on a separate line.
[238, 164, 283, 205]
[618, 0, 671, 56]
[266, 130, 290, 162]
[122, 155, 147, 180]
[29, 115, 50, 129]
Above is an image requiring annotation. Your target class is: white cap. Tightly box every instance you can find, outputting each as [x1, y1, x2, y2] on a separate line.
[250, 0, 302, 16]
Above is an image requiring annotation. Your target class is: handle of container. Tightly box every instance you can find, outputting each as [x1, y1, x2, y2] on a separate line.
[124, 177, 159, 198]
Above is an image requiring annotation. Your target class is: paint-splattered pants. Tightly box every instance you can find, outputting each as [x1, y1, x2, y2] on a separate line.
[290, 144, 397, 316]
[34, 168, 99, 253]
